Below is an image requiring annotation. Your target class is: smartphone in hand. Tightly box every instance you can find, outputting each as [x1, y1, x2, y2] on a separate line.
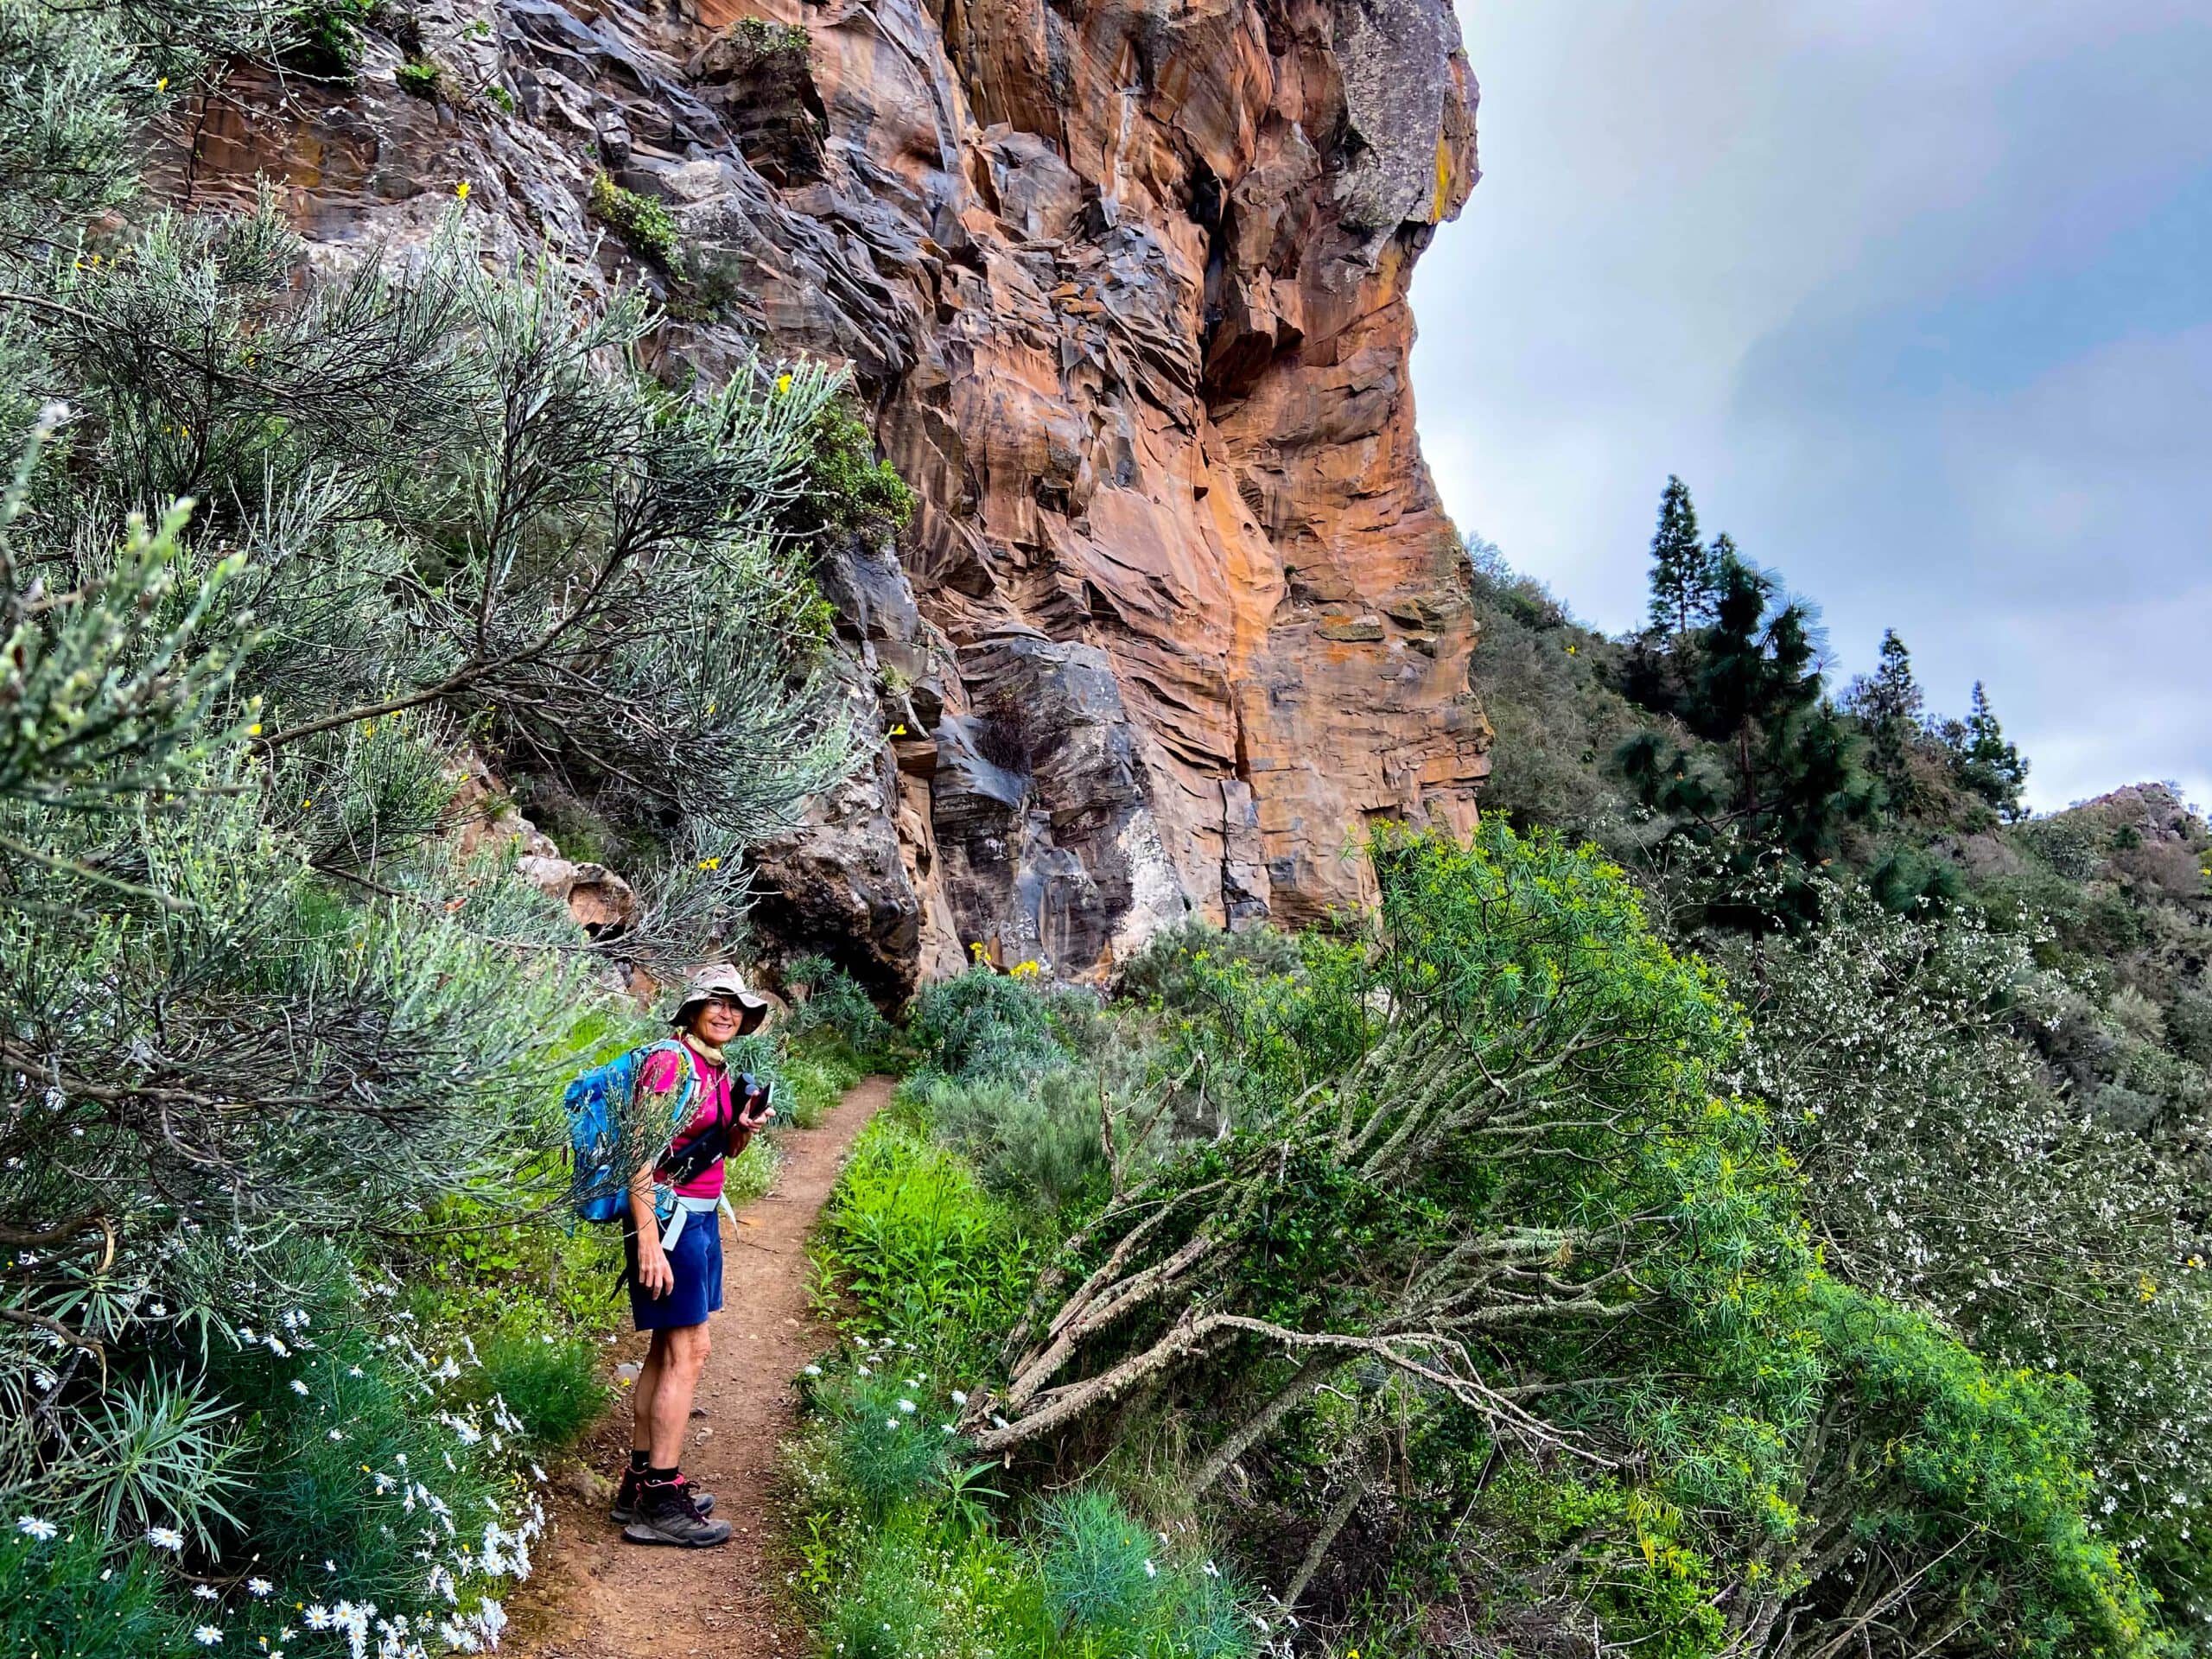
[738, 1076, 775, 1129]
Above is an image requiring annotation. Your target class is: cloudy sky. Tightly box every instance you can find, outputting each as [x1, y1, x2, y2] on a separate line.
[1408, 1, 2212, 813]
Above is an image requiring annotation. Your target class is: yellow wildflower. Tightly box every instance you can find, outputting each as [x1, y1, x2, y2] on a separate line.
[775, 372, 793, 395]
[247, 723, 263, 736]
[698, 857, 721, 871]
[454, 181, 472, 200]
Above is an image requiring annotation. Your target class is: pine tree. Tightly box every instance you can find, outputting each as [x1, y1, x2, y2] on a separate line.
[1843, 628, 1926, 809]
[1955, 681, 2029, 821]
[1618, 546, 1878, 924]
[1645, 475, 1719, 637]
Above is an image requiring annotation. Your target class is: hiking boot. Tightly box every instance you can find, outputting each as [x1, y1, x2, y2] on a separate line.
[610, 1467, 715, 1525]
[621, 1476, 732, 1548]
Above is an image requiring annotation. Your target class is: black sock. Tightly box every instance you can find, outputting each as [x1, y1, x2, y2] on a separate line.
[648, 1465, 680, 1484]
[628, 1449, 650, 1473]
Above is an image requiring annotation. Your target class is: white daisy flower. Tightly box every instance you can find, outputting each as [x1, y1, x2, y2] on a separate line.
[289, 1379, 310, 1396]
[950, 1390, 968, 1406]
[896, 1399, 916, 1414]
[193, 1583, 219, 1599]
[247, 1579, 272, 1597]
[147, 1526, 185, 1551]
[1143, 1559, 1157, 1578]
[193, 1626, 223, 1646]
[15, 1516, 56, 1541]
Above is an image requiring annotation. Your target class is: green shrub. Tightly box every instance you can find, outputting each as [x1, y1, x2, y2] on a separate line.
[1115, 919, 1301, 1014]
[725, 16, 812, 57]
[1037, 1490, 1257, 1658]
[817, 1116, 1030, 1361]
[286, 0, 377, 80]
[785, 952, 898, 1060]
[588, 171, 679, 264]
[1039, 1488, 1159, 1637]
[780, 1028, 870, 1128]
[205, 1321, 511, 1613]
[725, 1133, 781, 1203]
[909, 967, 1084, 1084]
[818, 1370, 952, 1519]
[822, 1522, 951, 1659]
[797, 400, 917, 538]
[0, 1527, 176, 1659]
[920, 1070, 1109, 1217]
[467, 1331, 607, 1449]
[394, 57, 446, 99]
[67, 1377, 245, 1555]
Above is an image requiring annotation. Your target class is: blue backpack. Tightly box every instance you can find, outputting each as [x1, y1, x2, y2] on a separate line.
[565, 1039, 700, 1224]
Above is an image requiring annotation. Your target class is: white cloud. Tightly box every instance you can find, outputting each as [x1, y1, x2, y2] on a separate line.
[1410, 1, 2212, 812]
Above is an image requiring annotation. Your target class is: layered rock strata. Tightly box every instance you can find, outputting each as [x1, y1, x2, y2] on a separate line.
[168, 0, 1490, 993]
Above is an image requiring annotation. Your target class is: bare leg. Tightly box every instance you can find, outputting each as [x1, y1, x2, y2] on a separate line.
[648, 1322, 711, 1467]
[631, 1328, 671, 1458]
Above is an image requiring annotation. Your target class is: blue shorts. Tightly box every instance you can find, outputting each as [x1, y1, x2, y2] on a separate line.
[626, 1210, 724, 1331]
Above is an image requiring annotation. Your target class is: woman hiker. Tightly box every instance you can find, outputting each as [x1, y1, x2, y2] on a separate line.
[611, 963, 774, 1548]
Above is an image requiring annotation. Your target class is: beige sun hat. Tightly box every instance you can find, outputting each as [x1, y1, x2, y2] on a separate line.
[671, 963, 771, 1034]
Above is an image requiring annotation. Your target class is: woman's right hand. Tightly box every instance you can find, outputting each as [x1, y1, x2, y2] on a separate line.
[637, 1244, 674, 1299]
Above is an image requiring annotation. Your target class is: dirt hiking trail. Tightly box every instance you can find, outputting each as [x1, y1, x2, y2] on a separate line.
[509, 1075, 893, 1659]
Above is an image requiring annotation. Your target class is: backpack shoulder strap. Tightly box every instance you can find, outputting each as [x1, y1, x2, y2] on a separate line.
[632, 1039, 702, 1165]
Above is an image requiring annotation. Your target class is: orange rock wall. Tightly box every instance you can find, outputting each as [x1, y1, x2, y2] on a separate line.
[170, 0, 1488, 985]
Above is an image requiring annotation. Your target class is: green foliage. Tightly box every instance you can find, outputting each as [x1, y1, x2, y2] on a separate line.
[786, 950, 899, 1063]
[588, 171, 679, 264]
[918, 1071, 1112, 1218]
[927, 823, 2181, 1655]
[1459, 537, 1648, 836]
[284, 0, 376, 81]
[1038, 1489, 1252, 1656]
[795, 397, 917, 539]
[1646, 473, 1719, 636]
[814, 1367, 955, 1519]
[0, 8, 860, 1647]
[1433, 1465, 1732, 1659]
[779, 1033, 866, 1128]
[1113, 918, 1302, 1013]
[465, 1332, 607, 1449]
[908, 967, 1087, 1084]
[1784, 1279, 2161, 1659]
[392, 56, 445, 99]
[724, 16, 812, 58]
[816, 1111, 1032, 1362]
[1619, 545, 1880, 922]
[1, 1527, 176, 1659]
[68, 1378, 245, 1554]
[1953, 680, 2030, 819]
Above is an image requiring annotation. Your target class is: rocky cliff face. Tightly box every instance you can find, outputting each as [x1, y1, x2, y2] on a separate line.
[173, 0, 1487, 993]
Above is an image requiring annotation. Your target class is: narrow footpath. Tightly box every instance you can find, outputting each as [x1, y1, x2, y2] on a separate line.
[508, 1075, 893, 1659]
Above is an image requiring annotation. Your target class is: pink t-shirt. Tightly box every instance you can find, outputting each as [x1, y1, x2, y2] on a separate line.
[639, 1044, 750, 1201]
